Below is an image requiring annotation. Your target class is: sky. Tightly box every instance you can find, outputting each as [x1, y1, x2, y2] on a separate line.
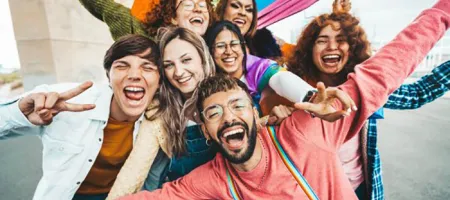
[0, 0, 442, 69]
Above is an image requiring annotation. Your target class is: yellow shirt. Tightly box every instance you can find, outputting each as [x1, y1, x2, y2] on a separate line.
[76, 117, 134, 195]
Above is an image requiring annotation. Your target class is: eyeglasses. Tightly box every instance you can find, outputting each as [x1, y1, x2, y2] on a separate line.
[175, 0, 208, 12]
[213, 40, 244, 54]
[201, 98, 252, 123]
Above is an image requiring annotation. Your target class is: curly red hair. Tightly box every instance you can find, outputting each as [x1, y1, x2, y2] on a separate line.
[287, 12, 371, 85]
[144, 0, 217, 37]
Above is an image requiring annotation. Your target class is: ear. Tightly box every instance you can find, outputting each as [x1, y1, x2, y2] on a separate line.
[201, 124, 210, 140]
[171, 18, 178, 26]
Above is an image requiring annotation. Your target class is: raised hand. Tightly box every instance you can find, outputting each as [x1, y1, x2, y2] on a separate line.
[18, 81, 96, 125]
[294, 82, 357, 122]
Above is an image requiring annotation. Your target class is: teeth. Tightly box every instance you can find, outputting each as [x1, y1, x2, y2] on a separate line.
[124, 87, 144, 92]
[223, 129, 244, 138]
[223, 58, 235, 63]
[322, 55, 340, 59]
[178, 76, 191, 83]
[233, 19, 245, 24]
[190, 17, 203, 23]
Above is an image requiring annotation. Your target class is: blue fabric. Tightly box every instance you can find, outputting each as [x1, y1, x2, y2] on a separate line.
[167, 125, 217, 181]
[367, 61, 450, 200]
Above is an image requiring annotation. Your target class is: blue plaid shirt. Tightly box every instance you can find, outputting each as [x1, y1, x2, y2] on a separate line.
[367, 61, 450, 200]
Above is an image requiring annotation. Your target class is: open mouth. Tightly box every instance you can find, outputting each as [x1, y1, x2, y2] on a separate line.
[221, 57, 237, 65]
[176, 76, 192, 84]
[189, 16, 204, 26]
[124, 86, 145, 101]
[233, 18, 246, 27]
[321, 54, 342, 65]
[220, 127, 246, 150]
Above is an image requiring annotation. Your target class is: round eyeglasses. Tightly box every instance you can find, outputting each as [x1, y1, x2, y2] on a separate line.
[175, 0, 208, 12]
[213, 40, 244, 54]
[201, 98, 252, 123]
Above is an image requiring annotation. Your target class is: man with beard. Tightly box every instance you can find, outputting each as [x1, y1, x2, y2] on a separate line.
[119, 0, 450, 198]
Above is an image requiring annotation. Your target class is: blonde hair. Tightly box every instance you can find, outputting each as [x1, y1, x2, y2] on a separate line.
[156, 27, 216, 156]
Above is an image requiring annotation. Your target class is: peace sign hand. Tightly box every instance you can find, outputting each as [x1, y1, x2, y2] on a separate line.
[294, 82, 357, 122]
[18, 81, 96, 125]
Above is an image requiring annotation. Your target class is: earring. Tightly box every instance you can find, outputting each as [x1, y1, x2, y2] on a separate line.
[205, 139, 212, 146]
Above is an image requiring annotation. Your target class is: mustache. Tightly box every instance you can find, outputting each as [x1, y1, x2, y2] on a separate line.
[217, 121, 249, 139]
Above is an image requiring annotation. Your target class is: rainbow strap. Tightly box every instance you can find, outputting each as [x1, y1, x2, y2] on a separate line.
[225, 126, 320, 200]
[267, 126, 319, 200]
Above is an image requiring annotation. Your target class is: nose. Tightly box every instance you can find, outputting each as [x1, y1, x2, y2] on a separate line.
[127, 67, 142, 81]
[173, 64, 185, 77]
[192, 2, 202, 12]
[224, 45, 233, 55]
[327, 39, 338, 50]
[238, 7, 246, 16]
[221, 107, 236, 123]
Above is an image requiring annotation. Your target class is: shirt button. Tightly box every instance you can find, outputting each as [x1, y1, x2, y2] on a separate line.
[76, 182, 81, 185]
[59, 147, 64, 151]
[88, 159, 93, 162]
[98, 138, 102, 142]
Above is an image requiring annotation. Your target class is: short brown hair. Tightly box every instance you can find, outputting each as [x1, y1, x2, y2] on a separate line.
[103, 34, 160, 78]
[196, 75, 252, 121]
[288, 12, 371, 85]
[144, 0, 217, 37]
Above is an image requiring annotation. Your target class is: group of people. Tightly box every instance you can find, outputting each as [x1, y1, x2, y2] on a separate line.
[1, 0, 450, 199]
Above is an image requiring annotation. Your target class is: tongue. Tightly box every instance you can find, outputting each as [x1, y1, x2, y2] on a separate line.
[227, 138, 243, 148]
[125, 91, 144, 100]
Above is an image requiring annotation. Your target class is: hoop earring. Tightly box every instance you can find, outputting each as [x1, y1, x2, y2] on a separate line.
[205, 139, 212, 146]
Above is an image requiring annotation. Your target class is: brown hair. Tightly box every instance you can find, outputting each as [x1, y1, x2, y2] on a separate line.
[103, 34, 160, 78]
[287, 10, 371, 85]
[156, 27, 216, 157]
[215, 0, 258, 47]
[144, 0, 217, 37]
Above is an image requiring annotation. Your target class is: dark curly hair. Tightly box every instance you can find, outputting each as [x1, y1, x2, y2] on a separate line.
[287, 12, 371, 85]
[144, 0, 217, 37]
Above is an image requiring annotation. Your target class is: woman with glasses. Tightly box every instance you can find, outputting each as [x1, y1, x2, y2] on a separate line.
[204, 21, 347, 123]
[79, 0, 215, 40]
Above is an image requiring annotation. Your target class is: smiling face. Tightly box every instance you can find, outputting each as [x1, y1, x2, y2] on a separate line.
[213, 29, 244, 78]
[163, 38, 205, 97]
[173, 0, 210, 36]
[201, 89, 258, 164]
[108, 49, 160, 121]
[222, 0, 254, 36]
[312, 22, 350, 75]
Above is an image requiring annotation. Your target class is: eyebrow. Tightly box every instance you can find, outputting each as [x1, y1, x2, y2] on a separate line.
[231, 0, 243, 7]
[112, 60, 129, 65]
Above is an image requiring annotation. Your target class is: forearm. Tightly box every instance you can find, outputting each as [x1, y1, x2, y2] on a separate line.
[385, 60, 450, 109]
[268, 71, 314, 103]
[336, 2, 450, 145]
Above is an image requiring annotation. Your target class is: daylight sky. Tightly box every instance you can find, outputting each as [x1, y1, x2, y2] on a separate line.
[0, 0, 441, 69]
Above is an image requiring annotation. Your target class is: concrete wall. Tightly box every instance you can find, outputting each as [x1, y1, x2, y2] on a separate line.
[8, 0, 134, 90]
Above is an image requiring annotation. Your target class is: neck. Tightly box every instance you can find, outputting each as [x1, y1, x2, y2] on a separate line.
[318, 73, 345, 87]
[109, 96, 139, 122]
[231, 66, 244, 80]
[231, 136, 262, 172]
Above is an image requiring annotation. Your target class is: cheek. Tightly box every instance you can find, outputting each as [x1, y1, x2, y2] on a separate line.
[164, 69, 175, 82]
[223, 7, 235, 20]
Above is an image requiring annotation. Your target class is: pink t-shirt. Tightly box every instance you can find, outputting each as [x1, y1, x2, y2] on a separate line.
[119, 2, 450, 199]
[339, 132, 364, 189]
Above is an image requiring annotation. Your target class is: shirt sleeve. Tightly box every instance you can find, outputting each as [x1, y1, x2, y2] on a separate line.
[384, 60, 450, 109]
[78, 0, 147, 40]
[268, 71, 314, 103]
[288, 2, 450, 149]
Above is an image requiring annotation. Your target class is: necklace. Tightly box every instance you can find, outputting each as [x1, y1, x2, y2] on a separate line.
[230, 136, 269, 191]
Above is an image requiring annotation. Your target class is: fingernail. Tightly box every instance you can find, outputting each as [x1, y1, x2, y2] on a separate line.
[352, 106, 358, 111]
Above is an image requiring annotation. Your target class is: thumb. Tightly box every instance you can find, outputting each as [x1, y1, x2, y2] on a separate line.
[267, 116, 278, 125]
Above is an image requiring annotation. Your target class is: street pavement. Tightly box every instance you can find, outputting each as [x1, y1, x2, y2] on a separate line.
[0, 99, 449, 200]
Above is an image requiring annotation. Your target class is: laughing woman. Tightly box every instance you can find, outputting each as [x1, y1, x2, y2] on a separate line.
[106, 27, 217, 199]
[79, 0, 215, 40]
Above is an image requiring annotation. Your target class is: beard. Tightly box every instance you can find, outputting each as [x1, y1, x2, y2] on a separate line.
[212, 118, 258, 164]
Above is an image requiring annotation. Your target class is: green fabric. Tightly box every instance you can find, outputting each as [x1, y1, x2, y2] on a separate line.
[257, 64, 285, 93]
[79, 0, 148, 41]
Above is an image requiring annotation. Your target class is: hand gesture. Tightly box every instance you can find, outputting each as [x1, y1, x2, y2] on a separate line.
[18, 81, 96, 125]
[294, 82, 357, 122]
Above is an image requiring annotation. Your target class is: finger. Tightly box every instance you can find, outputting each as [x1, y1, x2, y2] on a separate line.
[294, 102, 322, 113]
[327, 89, 357, 112]
[281, 106, 293, 116]
[38, 109, 53, 122]
[258, 116, 270, 127]
[267, 116, 278, 125]
[44, 92, 60, 109]
[59, 81, 93, 101]
[32, 93, 46, 113]
[320, 110, 349, 122]
[316, 82, 326, 98]
[62, 102, 96, 112]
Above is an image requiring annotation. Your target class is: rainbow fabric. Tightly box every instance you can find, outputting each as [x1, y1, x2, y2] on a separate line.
[225, 126, 319, 200]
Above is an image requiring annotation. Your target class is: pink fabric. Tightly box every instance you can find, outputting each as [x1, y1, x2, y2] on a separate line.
[119, 2, 450, 199]
[257, 0, 318, 29]
[339, 133, 364, 189]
